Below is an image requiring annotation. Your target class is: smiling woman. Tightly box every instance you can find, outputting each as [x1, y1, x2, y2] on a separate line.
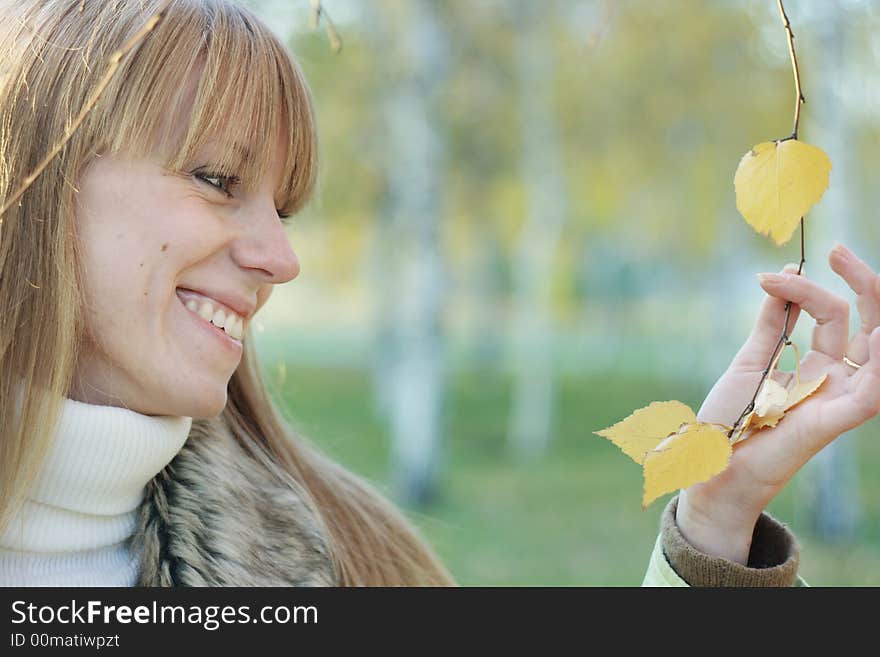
[3, 0, 880, 590]
[0, 0, 454, 586]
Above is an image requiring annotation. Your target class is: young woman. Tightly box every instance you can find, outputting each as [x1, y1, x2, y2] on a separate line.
[1, 0, 878, 587]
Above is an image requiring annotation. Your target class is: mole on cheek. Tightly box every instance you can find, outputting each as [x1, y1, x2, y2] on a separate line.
[161, 243, 168, 252]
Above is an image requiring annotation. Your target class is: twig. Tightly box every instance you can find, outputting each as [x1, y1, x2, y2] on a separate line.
[0, 1, 171, 222]
[727, 0, 807, 443]
[310, 0, 343, 53]
[777, 0, 804, 140]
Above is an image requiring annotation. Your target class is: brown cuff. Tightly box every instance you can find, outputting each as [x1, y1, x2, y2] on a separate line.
[659, 495, 800, 587]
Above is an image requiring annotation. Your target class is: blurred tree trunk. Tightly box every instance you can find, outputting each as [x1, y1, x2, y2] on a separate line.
[507, 3, 568, 459]
[797, 8, 860, 542]
[363, 7, 394, 420]
[372, 0, 449, 506]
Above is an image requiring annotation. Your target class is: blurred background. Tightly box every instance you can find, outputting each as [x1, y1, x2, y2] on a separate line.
[241, 0, 880, 585]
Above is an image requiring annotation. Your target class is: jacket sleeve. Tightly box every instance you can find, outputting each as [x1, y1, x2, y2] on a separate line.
[642, 495, 806, 587]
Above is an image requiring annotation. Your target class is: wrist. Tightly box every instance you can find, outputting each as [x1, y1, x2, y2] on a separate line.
[676, 488, 760, 565]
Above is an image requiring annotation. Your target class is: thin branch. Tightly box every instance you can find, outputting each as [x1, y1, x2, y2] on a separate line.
[777, 0, 804, 140]
[728, 3, 808, 444]
[310, 0, 343, 53]
[728, 318, 793, 443]
[0, 1, 171, 223]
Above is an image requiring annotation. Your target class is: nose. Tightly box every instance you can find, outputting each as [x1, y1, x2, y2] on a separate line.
[232, 202, 300, 285]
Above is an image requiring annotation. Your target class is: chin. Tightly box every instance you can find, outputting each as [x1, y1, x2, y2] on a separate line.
[156, 384, 228, 419]
[186, 390, 229, 420]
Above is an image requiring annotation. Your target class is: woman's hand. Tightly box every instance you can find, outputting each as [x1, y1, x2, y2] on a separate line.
[676, 244, 880, 565]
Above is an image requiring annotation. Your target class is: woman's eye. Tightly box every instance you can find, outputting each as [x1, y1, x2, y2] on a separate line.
[193, 169, 290, 223]
[194, 171, 239, 197]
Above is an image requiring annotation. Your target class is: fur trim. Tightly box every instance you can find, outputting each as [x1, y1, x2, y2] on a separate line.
[132, 417, 336, 586]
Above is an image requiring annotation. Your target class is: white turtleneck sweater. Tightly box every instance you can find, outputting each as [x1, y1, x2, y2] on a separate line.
[0, 397, 192, 587]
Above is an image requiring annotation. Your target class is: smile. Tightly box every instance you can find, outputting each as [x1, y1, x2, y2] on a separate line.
[175, 288, 245, 342]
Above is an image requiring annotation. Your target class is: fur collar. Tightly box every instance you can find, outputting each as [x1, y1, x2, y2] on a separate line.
[132, 416, 337, 586]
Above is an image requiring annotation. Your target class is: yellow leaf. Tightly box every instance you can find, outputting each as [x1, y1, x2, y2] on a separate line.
[754, 378, 787, 417]
[751, 408, 785, 430]
[595, 401, 696, 465]
[743, 373, 828, 435]
[749, 377, 787, 429]
[784, 373, 827, 412]
[642, 425, 732, 508]
[734, 139, 831, 245]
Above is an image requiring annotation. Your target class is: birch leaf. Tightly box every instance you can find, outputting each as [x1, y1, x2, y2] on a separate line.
[734, 139, 831, 245]
[594, 401, 696, 465]
[750, 378, 788, 429]
[784, 373, 827, 412]
[750, 408, 785, 430]
[745, 373, 828, 433]
[754, 378, 787, 417]
[642, 425, 732, 509]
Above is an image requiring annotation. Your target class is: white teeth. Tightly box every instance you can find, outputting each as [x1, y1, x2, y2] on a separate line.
[184, 295, 244, 341]
[225, 317, 243, 340]
[211, 308, 227, 328]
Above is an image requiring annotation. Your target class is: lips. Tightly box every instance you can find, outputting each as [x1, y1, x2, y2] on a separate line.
[177, 292, 244, 355]
[175, 287, 255, 320]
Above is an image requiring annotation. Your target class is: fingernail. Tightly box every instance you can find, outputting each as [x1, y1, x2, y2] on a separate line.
[832, 242, 853, 259]
[757, 273, 786, 284]
[781, 262, 803, 275]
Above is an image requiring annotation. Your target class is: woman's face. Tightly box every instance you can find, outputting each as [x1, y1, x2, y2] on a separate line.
[70, 125, 300, 418]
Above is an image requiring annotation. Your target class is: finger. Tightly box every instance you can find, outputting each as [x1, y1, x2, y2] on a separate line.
[829, 243, 880, 363]
[732, 264, 802, 369]
[846, 331, 869, 369]
[829, 242, 879, 307]
[812, 326, 880, 440]
[758, 272, 850, 360]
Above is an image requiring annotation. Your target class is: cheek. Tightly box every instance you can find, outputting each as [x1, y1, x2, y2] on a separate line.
[78, 254, 146, 349]
[76, 221, 174, 349]
[79, 230, 150, 302]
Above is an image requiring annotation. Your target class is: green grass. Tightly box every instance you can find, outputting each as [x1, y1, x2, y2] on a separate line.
[266, 363, 880, 586]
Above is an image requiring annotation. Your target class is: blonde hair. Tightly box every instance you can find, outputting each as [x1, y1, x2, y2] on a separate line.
[0, 0, 454, 586]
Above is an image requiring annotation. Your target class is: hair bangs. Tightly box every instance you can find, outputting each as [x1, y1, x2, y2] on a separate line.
[97, 0, 316, 217]
[165, 2, 317, 217]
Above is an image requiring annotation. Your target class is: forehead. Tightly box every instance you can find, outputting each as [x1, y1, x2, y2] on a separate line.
[153, 60, 288, 180]
[79, 0, 315, 217]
